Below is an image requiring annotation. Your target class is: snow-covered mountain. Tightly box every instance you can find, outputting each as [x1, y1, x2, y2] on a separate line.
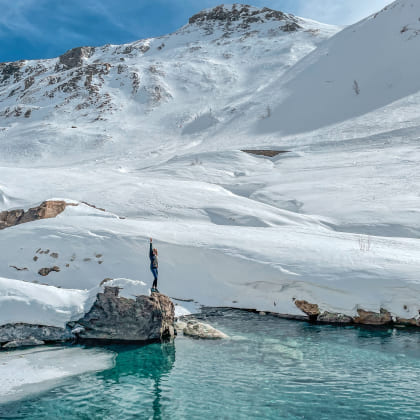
[1, 1, 420, 330]
[0, 4, 337, 163]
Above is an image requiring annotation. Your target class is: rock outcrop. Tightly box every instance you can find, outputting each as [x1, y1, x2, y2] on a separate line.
[0, 200, 71, 230]
[38, 266, 60, 276]
[353, 308, 392, 326]
[189, 5, 299, 29]
[59, 46, 95, 69]
[0, 323, 71, 346]
[70, 287, 175, 343]
[318, 312, 353, 324]
[294, 300, 320, 320]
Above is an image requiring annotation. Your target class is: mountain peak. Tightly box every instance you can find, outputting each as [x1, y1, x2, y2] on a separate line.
[189, 4, 301, 31]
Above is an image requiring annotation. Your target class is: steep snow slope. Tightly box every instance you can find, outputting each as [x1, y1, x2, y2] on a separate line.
[0, 2, 420, 325]
[258, 0, 420, 134]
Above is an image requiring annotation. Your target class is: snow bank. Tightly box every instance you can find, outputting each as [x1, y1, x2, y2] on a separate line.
[0, 277, 152, 328]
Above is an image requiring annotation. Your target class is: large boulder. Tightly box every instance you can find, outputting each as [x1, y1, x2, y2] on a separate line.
[294, 299, 320, 320]
[70, 287, 175, 343]
[353, 308, 392, 326]
[182, 320, 228, 339]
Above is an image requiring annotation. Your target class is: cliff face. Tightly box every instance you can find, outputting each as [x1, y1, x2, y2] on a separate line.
[70, 287, 175, 343]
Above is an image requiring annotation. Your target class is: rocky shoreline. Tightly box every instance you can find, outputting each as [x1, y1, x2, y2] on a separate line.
[1, 286, 175, 349]
[2, 293, 419, 350]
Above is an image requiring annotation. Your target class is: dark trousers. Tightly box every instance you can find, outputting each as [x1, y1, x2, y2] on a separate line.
[151, 267, 158, 289]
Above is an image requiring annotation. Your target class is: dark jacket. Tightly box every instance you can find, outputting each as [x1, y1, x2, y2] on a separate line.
[149, 243, 158, 269]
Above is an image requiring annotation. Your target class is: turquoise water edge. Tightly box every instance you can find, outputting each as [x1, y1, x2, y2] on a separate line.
[1, 309, 420, 420]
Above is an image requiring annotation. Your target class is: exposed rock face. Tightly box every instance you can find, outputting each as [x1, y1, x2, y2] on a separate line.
[353, 308, 392, 326]
[38, 266, 60, 276]
[0, 62, 24, 83]
[318, 312, 353, 324]
[59, 46, 95, 69]
[191, 5, 289, 25]
[0, 200, 71, 230]
[0, 323, 71, 345]
[71, 287, 175, 343]
[182, 320, 228, 339]
[294, 300, 320, 320]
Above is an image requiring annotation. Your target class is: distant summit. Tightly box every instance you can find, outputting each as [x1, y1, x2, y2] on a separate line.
[189, 4, 301, 32]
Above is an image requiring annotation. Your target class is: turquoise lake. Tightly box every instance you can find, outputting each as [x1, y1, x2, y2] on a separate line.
[1, 309, 420, 419]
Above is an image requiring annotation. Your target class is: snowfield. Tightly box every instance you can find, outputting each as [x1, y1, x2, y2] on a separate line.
[1, 0, 420, 331]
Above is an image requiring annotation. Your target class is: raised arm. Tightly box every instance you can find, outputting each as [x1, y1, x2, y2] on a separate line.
[149, 238, 153, 260]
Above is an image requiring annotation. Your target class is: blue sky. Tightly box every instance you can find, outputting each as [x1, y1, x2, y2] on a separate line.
[0, 0, 391, 62]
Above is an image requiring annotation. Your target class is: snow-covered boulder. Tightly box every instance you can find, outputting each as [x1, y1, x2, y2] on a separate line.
[182, 320, 228, 339]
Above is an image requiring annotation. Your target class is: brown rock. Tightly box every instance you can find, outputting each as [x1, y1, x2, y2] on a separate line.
[353, 308, 392, 326]
[38, 266, 60, 276]
[294, 300, 320, 319]
[0, 200, 73, 230]
[395, 317, 420, 327]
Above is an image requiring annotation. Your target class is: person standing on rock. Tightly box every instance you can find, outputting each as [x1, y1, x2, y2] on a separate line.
[149, 238, 159, 292]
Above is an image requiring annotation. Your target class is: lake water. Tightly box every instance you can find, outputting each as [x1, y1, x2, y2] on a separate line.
[1, 309, 420, 419]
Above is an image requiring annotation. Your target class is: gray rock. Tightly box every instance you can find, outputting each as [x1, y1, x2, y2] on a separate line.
[59, 46, 95, 69]
[183, 320, 228, 339]
[318, 312, 353, 324]
[0, 323, 71, 344]
[70, 286, 175, 343]
[2, 338, 45, 349]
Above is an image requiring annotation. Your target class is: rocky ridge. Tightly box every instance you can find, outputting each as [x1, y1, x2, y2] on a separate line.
[189, 4, 301, 32]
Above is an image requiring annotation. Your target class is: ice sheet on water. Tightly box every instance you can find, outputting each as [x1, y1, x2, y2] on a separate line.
[0, 346, 115, 404]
